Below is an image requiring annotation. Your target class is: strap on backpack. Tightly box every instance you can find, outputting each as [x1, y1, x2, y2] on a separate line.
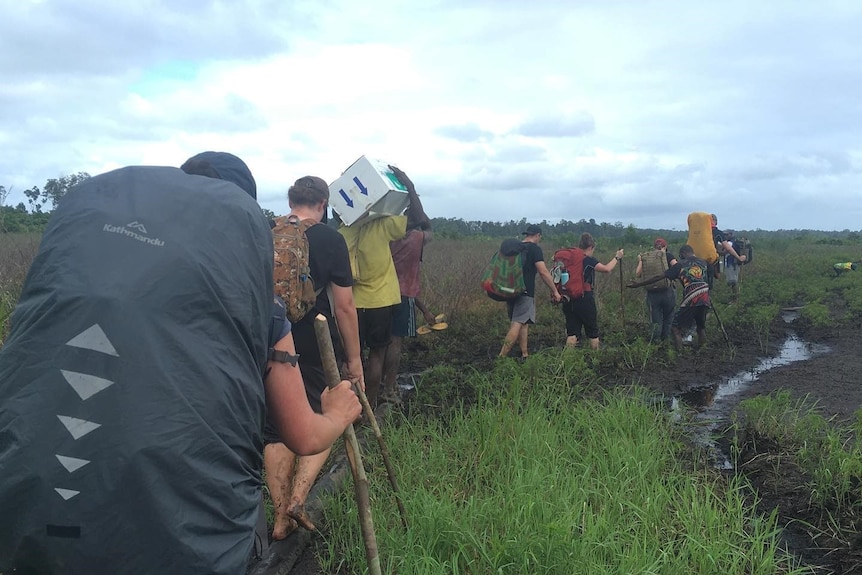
[266, 297, 300, 370]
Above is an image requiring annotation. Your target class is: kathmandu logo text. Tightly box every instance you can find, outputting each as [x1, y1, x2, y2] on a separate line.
[103, 221, 165, 247]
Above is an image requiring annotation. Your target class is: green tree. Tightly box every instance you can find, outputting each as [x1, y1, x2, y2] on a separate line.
[43, 172, 90, 210]
[24, 186, 43, 213]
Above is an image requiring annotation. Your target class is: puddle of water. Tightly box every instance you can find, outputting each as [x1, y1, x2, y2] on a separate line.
[392, 372, 423, 401]
[672, 334, 831, 469]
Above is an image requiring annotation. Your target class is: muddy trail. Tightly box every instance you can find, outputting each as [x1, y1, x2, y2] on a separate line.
[275, 308, 862, 575]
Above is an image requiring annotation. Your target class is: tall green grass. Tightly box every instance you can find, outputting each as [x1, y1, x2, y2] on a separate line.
[319, 355, 810, 574]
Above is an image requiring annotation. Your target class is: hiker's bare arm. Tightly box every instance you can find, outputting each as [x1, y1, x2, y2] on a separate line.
[389, 165, 431, 230]
[331, 284, 364, 391]
[596, 249, 625, 273]
[265, 333, 361, 455]
[536, 261, 561, 302]
[414, 297, 436, 325]
[635, 255, 643, 278]
[722, 241, 746, 262]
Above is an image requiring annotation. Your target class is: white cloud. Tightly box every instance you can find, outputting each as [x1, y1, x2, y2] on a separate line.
[2, 0, 862, 230]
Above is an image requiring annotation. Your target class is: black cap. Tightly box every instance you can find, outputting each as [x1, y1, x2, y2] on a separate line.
[181, 151, 257, 199]
[521, 224, 542, 236]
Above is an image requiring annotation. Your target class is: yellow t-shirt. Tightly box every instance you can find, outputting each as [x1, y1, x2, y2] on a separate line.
[339, 215, 407, 309]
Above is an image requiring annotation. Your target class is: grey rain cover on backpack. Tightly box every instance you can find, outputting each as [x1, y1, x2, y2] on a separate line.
[0, 166, 273, 575]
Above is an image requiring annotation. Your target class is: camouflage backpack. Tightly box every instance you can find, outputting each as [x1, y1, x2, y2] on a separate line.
[639, 249, 671, 291]
[272, 215, 320, 322]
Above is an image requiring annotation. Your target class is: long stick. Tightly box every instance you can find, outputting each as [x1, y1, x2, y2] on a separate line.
[319, 288, 408, 528]
[354, 385, 409, 529]
[618, 250, 626, 331]
[710, 304, 732, 348]
[313, 315, 381, 575]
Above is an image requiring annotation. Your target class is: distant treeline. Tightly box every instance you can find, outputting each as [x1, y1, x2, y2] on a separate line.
[3, 204, 861, 245]
[427, 216, 862, 245]
[0, 204, 52, 233]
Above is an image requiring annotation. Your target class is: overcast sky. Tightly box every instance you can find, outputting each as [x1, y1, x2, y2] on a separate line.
[2, 0, 860, 231]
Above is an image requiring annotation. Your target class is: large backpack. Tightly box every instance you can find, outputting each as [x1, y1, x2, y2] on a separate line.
[481, 238, 527, 301]
[272, 215, 320, 322]
[686, 212, 719, 264]
[0, 166, 273, 575]
[736, 237, 753, 265]
[639, 249, 671, 290]
[551, 248, 590, 299]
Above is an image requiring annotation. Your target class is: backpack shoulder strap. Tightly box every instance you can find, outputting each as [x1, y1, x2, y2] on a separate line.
[266, 297, 300, 366]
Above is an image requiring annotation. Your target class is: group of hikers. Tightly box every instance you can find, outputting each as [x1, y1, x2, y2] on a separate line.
[495, 214, 749, 356]
[0, 152, 440, 574]
[0, 151, 754, 573]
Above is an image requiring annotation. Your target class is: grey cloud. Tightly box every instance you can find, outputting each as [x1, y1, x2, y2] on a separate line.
[515, 112, 595, 138]
[435, 123, 494, 142]
[0, 1, 302, 78]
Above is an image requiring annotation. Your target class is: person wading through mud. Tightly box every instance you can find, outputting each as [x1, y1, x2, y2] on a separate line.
[338, 165, 429, 407]
[634, 237, 677, 343]
[263, 175, 365, 539]
[628, 244, 711, 350]
[498, 224, 561, 359]
[381, 219, 434, 405]
[558, 232, 624, 350]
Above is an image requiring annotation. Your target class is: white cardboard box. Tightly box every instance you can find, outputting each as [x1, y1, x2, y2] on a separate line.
[329, 156, 409, 226]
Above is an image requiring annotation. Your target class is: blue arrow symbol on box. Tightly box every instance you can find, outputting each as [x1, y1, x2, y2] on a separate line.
[338, 189, 354, 208]
[353, 177, 369, 196]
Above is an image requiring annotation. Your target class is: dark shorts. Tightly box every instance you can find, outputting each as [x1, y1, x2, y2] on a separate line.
[391, 296, 417, 337]
[358, 305, 396, 349]
[673, 305, 708, 332]
[561, 293, 599, 339]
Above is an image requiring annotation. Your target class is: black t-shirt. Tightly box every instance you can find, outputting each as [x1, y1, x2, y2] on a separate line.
[291, 223, 354, 365]
[521, 241, 545, 297]
[582, 255, 600, 289]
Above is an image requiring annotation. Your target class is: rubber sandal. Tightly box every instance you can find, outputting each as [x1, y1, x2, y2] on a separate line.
[434, 313, 447, 323]
[416, 325, 432, 335]
[430, 322, 448, 331]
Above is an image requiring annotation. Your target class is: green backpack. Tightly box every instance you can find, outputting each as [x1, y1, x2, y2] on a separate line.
[481, 238, 527, 301]
[639, 249, 671, 291]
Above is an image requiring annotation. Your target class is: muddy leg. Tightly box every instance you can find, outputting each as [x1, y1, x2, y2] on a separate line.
[263, 442, 299, 540]
[499, 321, 522, 357]
[671, 327, 683, 351]
[286, 448, 331, 531]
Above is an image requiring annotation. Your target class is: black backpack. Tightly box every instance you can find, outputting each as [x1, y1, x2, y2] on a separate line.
[0, 166, 274, 575]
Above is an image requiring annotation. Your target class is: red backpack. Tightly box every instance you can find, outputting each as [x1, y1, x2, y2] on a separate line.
[551, 248, 590, 299]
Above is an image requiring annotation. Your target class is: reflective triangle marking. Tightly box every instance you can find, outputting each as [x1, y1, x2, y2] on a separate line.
[61, 370, 114, 400]
[57, 415, 101, 440]
[56, 454, 90, 473]
[66, 324, 119, 357]
[55, 488, 80, 501]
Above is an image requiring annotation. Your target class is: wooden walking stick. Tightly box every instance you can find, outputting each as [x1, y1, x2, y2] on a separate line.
[618, 249, 626, 330]
[317, 290, 408, 528]
[312, 315, 381, 575]
[710, 304, 732, 349]
[353, 385, 409, 529]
